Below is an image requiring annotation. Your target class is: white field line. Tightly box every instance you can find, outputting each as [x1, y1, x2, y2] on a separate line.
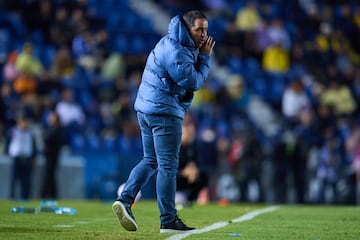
[53, 217, 110, 228]
[166, 206, 279, 240]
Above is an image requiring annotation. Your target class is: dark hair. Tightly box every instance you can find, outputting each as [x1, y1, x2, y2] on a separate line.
[182, 10, 207, 29]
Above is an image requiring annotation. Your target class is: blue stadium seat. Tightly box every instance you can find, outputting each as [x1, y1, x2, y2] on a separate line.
[70, 133, 86, 154]
[41, 45, 57, 68]
[4, 13, 25, 37]
[107, 14, 123, 32]
[130, 35, 146, 54]
[250, 76, 267, 100]
[267, 73, 287, 104]
[227, 56, 244, 74]
[30, 30, 44, 44]
[0, 29, 10, 62]
[0, 29, 10, 46]
[113, 34, 129, 53]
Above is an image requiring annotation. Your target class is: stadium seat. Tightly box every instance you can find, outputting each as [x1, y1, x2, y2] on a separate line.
[0, 29, 10, 62]
[227, 56, 244, 74]
[113, 35, 129, 53]
[4, 12, 25, 37]
[130, 35, 146, 54]
[41, 45, 57, 68]
[250, 76, 267, 100]
[70, 133, 86, 154]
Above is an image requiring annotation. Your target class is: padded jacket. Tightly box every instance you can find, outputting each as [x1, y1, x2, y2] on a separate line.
[134, 15, 211, 119]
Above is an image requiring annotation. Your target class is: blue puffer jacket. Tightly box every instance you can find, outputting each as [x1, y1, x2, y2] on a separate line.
[134, 15, 211, 119]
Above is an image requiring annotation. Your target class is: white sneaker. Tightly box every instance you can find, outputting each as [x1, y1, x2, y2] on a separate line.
[112, 200, 138, 231]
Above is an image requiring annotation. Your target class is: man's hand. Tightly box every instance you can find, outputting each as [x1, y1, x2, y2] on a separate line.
[181, 162, 199, 183]
[199, 36, 216, 55]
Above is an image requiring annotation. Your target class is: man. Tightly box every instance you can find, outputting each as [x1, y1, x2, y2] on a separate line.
[112, 10, 215, 233]
[8, 116, 37, 200]
[41, 111, 64, 199]
[177, 113, 208, 206]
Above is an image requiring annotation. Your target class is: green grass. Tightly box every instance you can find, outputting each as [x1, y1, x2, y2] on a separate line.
[0, 200, 359, 240]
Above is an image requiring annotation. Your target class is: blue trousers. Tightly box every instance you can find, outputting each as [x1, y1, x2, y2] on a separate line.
[119, 112, 182, 224]
[10, 156, 33, 199]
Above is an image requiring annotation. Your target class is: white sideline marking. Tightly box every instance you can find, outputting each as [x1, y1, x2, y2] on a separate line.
[166, 206, 279, 240]
[53, 224, 74, 228]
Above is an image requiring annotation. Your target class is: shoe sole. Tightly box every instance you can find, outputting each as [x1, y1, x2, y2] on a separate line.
[160, 229, 196, 234]
[112, 201, 138, 231]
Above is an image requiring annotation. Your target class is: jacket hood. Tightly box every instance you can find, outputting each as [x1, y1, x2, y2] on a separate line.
[168, 15, 196, 49]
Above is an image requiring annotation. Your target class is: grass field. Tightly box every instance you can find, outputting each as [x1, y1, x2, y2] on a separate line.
[0, 200, 359, 240]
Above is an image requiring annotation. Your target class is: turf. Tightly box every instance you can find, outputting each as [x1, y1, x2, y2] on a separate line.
[0, 200, 359, 240]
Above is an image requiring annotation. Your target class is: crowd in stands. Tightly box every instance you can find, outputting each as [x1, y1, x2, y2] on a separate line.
[1, 0, 359, 204]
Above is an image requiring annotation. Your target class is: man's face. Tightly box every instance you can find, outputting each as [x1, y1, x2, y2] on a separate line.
[189, 18, 208, 48]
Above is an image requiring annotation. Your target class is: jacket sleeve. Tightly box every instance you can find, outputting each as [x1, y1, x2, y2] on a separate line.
[166, 48, 211, 91]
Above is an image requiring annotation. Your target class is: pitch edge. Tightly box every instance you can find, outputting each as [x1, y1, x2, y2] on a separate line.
[166, 206, 279, 240]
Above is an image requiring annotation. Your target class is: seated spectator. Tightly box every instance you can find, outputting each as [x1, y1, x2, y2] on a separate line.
[56, 88, 85, 126]
[319, 80, 357, 117]
[49, 46, 74, 79]
[3, 51, 19, 82]
[262, 41, 289, 73]
[15, 43, 43, 77]
[225, 74, 250, 112]
[234, 0, 262, 32]
[72, 29, 99, 70]
[282, 79, 311, 125]
[50, 7, 74, 47]
[72, 28, 108, 71]
[13, 72, 37, 96]
[177, 114, 208, 206]
[101, 53, 126, 81]
[267, 18, 291, 51]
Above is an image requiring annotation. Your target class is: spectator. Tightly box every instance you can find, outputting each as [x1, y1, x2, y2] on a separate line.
[8, 116, 37, 200]
[50, 7, 74, 47]
[49, 46, 74, 80]
[316, 124, 344, 204]
[15, 43, 43, 77]
[229, 123, 265, 202]
[101, 53, 126, 81]
[255, 21, 272, 52]
[71, 27, 108, 72]
[55, 88, 86, 141]
[225, 74, 250, 113]
[0, 83, 17, 131]
[72, 29, 99, 70]
[41, 111, 65, 199]
[262, 41, 290, 73]
[234, 0, 262, 32]
[267, 18, 291, 51]
[319, 80, 357, 117]
[272, 129, 307, 203]
[13, 72, 37, 96]
[111, 90, 133, 130]
[282, 79, 311, 125]
[177, 114, 209, 206]
[3, 51, 19, 83]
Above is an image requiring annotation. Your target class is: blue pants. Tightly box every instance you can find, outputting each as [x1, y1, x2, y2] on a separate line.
[119, 112, 182, 224]
[10, 156, 33, 199]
